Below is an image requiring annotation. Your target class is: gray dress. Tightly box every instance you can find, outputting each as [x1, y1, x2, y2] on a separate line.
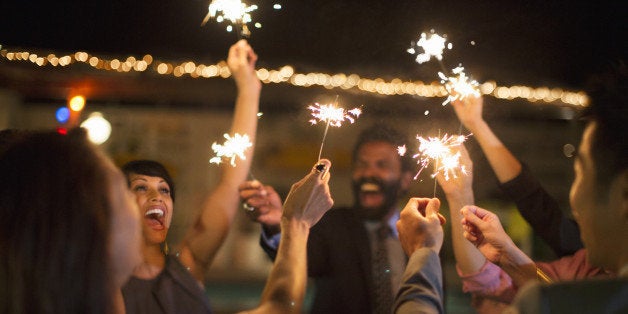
[122, 255, 213, 314]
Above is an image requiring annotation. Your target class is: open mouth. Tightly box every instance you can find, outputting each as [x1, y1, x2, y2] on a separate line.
[360, 182, 381, 193]
[144, 208, 165, 229]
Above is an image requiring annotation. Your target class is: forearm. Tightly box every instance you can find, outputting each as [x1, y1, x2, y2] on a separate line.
[447, 190, 487, 275]
[495, 241, 537, 288]
[181, 78, 261, 277]
[469, 120, 521, 183]
[258, 218, 309, 313]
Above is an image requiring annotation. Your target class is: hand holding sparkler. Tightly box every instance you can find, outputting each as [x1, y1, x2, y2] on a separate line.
[308, 101, 362, 161]
[227, 39, 261, 93]
[397, 197, 446, 256]
[451, 95, 484, 133]
[439, 66, 481, 106]
[435, 144, 473, 198]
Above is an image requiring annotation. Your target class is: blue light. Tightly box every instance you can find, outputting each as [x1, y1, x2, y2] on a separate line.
[55, 107, 70, 123]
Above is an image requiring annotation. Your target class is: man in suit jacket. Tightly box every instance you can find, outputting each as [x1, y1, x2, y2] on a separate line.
[240, 124, 414, 313]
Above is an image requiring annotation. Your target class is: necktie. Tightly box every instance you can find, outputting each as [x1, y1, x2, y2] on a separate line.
[372, 223, 393, 314]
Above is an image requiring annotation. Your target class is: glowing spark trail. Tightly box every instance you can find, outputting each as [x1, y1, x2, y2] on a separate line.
[308, 102, 362, 161]
[201, 0, 259, 37]
[209, 133, 253, 167]
[439, 66, 480, 106]
[409, 133, 470, 181]
[407, 31, 452, 64]
[308, 103, 362, 127]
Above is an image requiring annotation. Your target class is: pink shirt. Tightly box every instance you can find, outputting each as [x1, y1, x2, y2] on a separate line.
[457, 249, 610, 314]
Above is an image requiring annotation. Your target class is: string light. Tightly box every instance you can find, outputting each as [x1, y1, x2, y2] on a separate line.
[0, 46, 589, 107]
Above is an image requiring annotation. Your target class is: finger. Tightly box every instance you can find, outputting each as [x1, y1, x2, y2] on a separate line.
[460, 206, 485, 227]
[463, 230, 478, 242]
[313, 159, 331, 178]
[238, 180, 262, 191]
[425, 198, 441, 217]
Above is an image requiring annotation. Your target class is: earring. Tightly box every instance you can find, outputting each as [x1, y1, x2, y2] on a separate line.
[162, 241, 169, 255]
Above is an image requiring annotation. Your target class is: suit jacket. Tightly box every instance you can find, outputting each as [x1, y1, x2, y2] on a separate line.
[509, 278, 628, 314]
[261, 206, 377, 313]
[394, 248, 444, 314]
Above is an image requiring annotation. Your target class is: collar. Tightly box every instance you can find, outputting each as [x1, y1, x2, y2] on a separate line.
[364, 210, 400, 239]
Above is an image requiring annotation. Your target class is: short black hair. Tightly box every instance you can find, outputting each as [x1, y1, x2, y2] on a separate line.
[352, 123, 413, 173]
[121, 160, 176, 202]
[583, 60, 628, 191]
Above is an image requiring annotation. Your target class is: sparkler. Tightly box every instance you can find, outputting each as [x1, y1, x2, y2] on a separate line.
[438, 65, 480, 106]
[407, 31, 452, 66]
[308, 101, 362, 161]
[409, 133, 470, 182]
[209, 132, 253, 167]
[201, 0, 259, 37]
[408, 31, 481, 109]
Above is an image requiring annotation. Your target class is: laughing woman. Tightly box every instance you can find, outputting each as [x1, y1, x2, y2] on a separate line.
[120, 40, 261, 313]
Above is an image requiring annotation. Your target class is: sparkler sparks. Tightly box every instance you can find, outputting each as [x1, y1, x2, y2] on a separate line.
[408, 133, 470, 181]
[209, 133, 252, 167]
[407, 31, 452, 64]
[308, 103, 362, 127]
[308, 101, 362, 161]
[438, 66, 481, 106]
[201, 0, 259, 36]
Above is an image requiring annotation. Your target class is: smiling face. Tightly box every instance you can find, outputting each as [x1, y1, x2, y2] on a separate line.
[351, 141, 411, 221]
[128, 173, 174, 245]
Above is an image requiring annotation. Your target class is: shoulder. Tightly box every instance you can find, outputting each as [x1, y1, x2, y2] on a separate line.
[511, 278, 628, 313]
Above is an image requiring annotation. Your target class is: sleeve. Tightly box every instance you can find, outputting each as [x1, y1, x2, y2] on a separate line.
[394, 248, 444, 314]
[535, 249, 605, 281]
[258, 229, 281, 261]
[457, 260, 517, 303]
[499, 164, 583, 257]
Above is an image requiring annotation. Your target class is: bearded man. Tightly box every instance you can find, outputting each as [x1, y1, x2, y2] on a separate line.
[240, 124, 414, 313]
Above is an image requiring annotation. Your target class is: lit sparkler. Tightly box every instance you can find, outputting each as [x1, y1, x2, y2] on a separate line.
[308, 101, 362, 161]
[407, 31, 452, 64]
[209, 132, 253, 167]
[201, 0, 259, 37]
[409, 133, 470, 181]
[438, 65, 480, 106]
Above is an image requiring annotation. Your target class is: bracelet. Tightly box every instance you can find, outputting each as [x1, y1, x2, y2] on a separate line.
[536, 267, 553, 284]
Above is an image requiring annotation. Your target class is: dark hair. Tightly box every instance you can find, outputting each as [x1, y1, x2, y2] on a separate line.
[0, 129, 32, 156]
[351, 123, 413, 173]
[583, 60, 628, 192]
[121, 160, 176, 202]
[0, 128, 114, 314]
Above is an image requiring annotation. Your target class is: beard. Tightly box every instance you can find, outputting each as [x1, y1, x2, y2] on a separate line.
[351, 176, 404, 221]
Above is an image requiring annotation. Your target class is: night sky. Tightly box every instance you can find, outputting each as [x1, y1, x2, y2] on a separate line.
[1, 0, 625, 89]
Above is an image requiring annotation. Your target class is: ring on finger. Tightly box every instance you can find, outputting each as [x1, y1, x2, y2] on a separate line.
[242, 203, 256, 212]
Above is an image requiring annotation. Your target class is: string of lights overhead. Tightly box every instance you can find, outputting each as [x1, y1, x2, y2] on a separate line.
[0, 46, 589, 107]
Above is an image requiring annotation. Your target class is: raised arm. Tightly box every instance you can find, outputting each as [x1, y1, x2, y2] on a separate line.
[436, 144, 486, 275]
[241, 160, 334, 314]
[179, 39, 262, 281]
[451, 96, 521, 182]
[452, 96, 582, 257]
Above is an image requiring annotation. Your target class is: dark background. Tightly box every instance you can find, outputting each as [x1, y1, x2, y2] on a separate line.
[1, 0, 625, 89]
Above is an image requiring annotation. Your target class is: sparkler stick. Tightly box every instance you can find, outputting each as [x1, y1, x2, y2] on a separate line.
[209, 132, 253, 167]
[308, 97, 362, 161]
